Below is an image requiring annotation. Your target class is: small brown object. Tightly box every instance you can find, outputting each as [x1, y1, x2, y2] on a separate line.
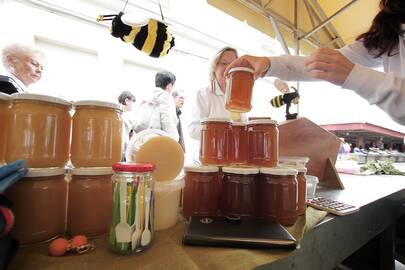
[48, 238, 69, 257]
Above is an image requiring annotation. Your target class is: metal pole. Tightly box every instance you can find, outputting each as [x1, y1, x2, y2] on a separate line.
[269, 16, 290, 55]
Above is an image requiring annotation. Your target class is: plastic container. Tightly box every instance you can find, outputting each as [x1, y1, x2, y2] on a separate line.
[71, 100, 122, 167]
[154, 177, 184, 231]
[67, 167, 113, 236]
[200, 118, 231, 166]
[5, 168, 67, 245]
[229, 122, 248, 165]
[0, 93, 10, 165]
[109, 162, 155, 254]
[126, 129, 184, 182]
[305, 175, 319, 199]
[225, 67, 255, 113]
[6, 93, 71, 167]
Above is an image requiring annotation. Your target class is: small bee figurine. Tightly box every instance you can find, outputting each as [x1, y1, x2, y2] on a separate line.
[270, 79, 300, 120]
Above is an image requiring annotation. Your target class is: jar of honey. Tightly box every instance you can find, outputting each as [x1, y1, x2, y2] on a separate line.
[67, 167, 114, 236]
[225, 67, 254, 112]
[6, 93, 71, 168]
[247, 119, 279, 167]
[5, 168, 67, 245]
[258, 167, 298, 226]
[71, 100, 123, 168]
[221, 166, 259, 217]
[200, 118, 231, 166]
[284, 165, 307, 216]
[183, 165, 220, 219]
[0, 93, 10, 165]
[229, 122, 248, 165]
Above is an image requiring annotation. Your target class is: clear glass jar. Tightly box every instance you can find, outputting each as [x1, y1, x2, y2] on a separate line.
[0, 93, 10, 165]
[6, 93, 71, 167]
[225, 67, 254, 112]
[229, 122, 248, 165]
[67, 167, 114, 236]
[109, 162, 155, 254]
[71, 100, 123, 167]
[5, 168, 67, 245]
[200, 118, 231, 166]
[284, 165, 307, 216]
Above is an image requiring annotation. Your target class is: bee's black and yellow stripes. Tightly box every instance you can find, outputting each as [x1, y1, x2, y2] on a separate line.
[270, 95, 285, 108]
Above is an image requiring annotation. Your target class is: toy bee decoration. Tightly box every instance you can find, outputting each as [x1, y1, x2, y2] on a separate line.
[270, 79, 300, 120]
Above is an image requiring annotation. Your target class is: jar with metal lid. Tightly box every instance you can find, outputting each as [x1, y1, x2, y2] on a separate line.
[247, 119, 279, 167]
[258, 167, 298, 226]
[6, 93, 71, 168]
[229, 122, 248, 165]
[284, 165, 307, 216]
[5, 168, 67, 245]
[183, 165, 220, 219]
[71, 100, 123, 168]
[200, 118, 231, 166]
[67, 167, 114, 236]
[109, 162, 155, 254]
[221, 166, 259, 217]
[225, 67, 255, 112]
[0, 93, 10, 165]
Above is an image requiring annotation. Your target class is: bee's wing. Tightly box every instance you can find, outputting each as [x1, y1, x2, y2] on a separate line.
[121, 12, 150, 27]
[274, 79, 290, 94]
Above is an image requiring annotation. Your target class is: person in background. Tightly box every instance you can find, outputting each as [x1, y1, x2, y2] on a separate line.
[118, 90, 136, 161]
[172, 90, 186, 152]
[376, 138, 385, 150]
[188, 46, 248, 140]
[224, 0, 405, 125]
[1, 43, 46, 94]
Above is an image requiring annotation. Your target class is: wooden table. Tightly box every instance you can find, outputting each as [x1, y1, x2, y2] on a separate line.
[8, 174, 405, 270]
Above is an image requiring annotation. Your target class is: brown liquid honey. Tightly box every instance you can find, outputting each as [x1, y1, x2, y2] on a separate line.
[200, 120, 231, 166]
[297, 171, 307, 215]
[71, 105, 122, 167]
[247, 121, 279, 167]
[6, 99, 71, 167]
[225, 67, 254, 113]
[0, 96, 9, 164]
[229, 124, 248, 165]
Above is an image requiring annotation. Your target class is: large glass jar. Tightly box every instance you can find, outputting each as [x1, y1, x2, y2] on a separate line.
[5, 168, 67, 245]
[0, 93, 10, 165]
[258, 167, 298, 226]
[284, 165, 307, 216]
[229, 122, 248, 165]
[221, 166, 259, 218]
[225, 67, 255, 113]
[67, 167, 114, 236]
[71, 100, 123, 168]
[247, 119, 279, 167]
[6, 93, 71, 167]
[200, 118, 231, 166]
[183, 165, 220, 219]
[109, 162, 155, 254]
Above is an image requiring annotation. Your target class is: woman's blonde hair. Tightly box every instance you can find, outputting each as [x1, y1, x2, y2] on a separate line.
[208, 46, 238, 81]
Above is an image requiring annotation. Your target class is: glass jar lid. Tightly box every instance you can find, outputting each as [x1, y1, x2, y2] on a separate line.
[112, 162, 155, 173]
[231, 122, 246, 127]
[222, 166, 259, 174]
[0, 92, 10, 101]
[73, 100, 121, 111]
[200, 117, 231, 124]
[283, 165, 307, 173]
[183, 165, 219, 173]
[248, 119, 278, 125]
[260, 167, 298, 175]
[72, 167, 113, 176]
[26, 167, 66, 177]
[228, 67, 255, 74]
[11, 93, 71, 106]
[279, 156, 310, 164]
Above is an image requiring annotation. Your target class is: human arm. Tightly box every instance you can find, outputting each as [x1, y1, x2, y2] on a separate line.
[158, 92, 179, 141]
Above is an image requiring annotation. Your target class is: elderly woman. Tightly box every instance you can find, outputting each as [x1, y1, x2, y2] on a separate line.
[1, 43, 46, 94]
[188, 46, 247, 140]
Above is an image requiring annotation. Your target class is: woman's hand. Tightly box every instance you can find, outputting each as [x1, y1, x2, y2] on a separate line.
[224, 55, 270, 80]
[305, 48, 355, 86]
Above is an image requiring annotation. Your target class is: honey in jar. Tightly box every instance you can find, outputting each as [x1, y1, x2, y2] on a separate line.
[71, 100, 123, 167]
[183, 165, 220, 219]
[221, 166, 259, 217]
[6, 93, 71, 168]
[247, 119, 279, 167]
[200, 118, 231, 166]
[225, 67, 255, 113]
[67, 167, 114, 236]
[0, 93, 10, 165]
[284, 165, 307, 216]
[258, 167, 298, 226]
[5, 168, 67, 245]
[229, 122, 248, 165]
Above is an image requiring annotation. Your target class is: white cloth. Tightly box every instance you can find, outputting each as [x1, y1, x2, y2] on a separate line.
[4, 72, 27, 92]
[264, 38, 405, 125]
[188, 79, 247, 140]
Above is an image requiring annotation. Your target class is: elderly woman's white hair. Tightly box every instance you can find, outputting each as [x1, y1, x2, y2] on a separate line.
[208, 46, 238, 81]
[1, 43, 46, 72]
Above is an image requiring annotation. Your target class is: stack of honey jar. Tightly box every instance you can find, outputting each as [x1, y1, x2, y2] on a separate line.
[0, 93, 123, 245]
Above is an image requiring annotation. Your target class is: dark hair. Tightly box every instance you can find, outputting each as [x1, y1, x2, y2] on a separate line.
[118, 91, 135, 105]
[155, 70, 176, 89]
[357, 0, 405, 57]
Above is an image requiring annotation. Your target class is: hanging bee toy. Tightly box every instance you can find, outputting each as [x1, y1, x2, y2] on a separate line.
[97, 1, 175, 58]
[270, 79, 300, 120]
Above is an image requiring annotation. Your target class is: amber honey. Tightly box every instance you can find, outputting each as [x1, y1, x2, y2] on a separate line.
[229, 123, 248, 165]
[71, 101, 122, 167]
[247, 119, 279, 167]
[284, 165, 307, 216]
[6, 94, 71, 168]
[225, 67, 254, 113]
[0, 93, 10, 164]
[200, 118, 231, 166]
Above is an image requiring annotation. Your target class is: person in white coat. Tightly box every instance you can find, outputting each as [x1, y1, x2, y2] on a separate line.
[225, 0, 405, 125]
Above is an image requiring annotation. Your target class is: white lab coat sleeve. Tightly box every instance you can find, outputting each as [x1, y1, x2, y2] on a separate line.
[188, 89, 209, 140]
[338, 40, 382, 68]
[158, 92, 179, 141]
[264, 55, 315, 81]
